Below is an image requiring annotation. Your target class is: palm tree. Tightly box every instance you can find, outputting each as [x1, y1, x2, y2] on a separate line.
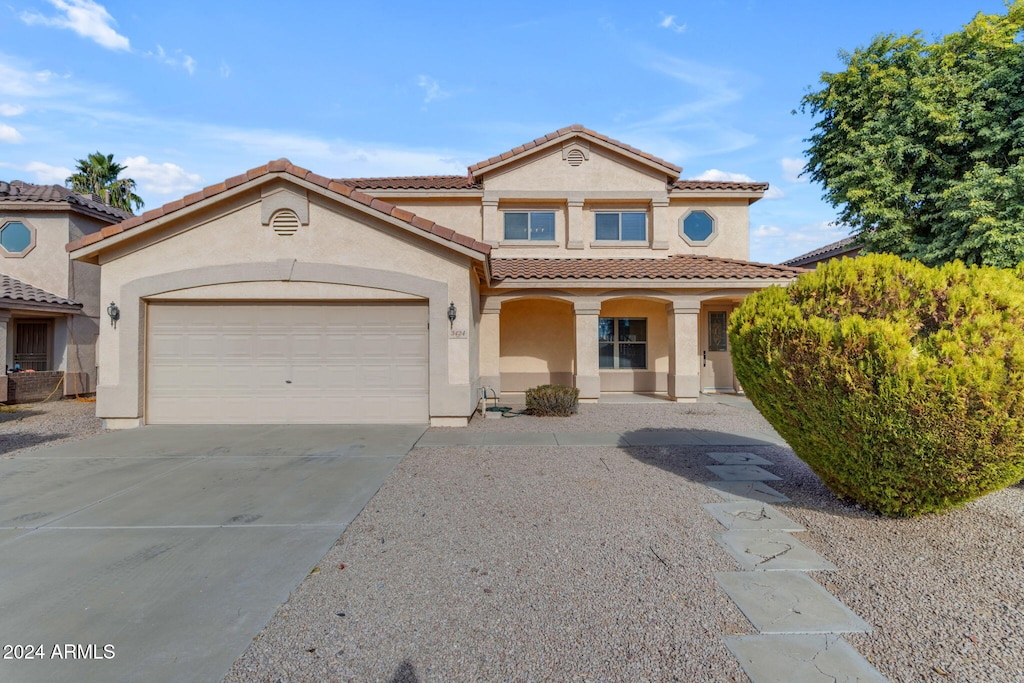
[66, 152, 144, 212]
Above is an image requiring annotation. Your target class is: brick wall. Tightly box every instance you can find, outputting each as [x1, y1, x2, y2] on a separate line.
[6, 371, 65, 404]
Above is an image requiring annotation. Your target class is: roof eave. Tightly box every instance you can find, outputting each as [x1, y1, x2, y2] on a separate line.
[350, 188, 484, 198]
[0, 298, 83, 314]
[0, 199, 127, 224]
[669, 189, 766, 203]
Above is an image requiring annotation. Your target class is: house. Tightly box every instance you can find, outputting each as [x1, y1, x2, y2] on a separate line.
[0, 180, 132, 403]
[67, 125, 804, 428]
[780, 235, 861, 269]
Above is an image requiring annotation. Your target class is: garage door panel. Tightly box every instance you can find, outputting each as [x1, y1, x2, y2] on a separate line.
[221, 334, 253, 358]
[147, 303, 428, 424]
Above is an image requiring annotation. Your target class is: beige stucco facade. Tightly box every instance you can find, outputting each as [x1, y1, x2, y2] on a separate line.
[71, 126, 802, 427]
[0, 185, 123, 402]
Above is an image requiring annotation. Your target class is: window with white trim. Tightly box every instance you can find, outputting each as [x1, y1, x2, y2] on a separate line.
[599, 317, 647, 369]
[595, 212, 647, 241]
[504, 211, 555, 241]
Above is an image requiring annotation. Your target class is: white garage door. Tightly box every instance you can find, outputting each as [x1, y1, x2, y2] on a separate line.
[146, 302, 429, 424]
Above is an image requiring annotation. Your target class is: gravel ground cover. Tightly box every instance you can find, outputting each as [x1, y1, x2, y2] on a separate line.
[11, 397, 1016, 681]
[224, 399, 1024, 683]
[0, 398, 103, 457]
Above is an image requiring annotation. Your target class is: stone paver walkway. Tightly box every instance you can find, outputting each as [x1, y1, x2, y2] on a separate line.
[701, 452, 889, 682]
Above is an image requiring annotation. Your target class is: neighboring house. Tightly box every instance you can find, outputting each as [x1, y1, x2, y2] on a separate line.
[781, 236, 861, 269]
[1, 181, 132, 403]
[68, 125, 804, 428]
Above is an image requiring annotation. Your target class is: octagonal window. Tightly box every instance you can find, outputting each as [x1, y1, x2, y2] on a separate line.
[0, 221, 34, 256]
[680, 210, 717, 245]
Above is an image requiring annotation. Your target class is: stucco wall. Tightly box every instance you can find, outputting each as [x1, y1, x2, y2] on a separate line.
[0, 212, 70, 297]
[380, 199, 482, 241]
[499, 298, 575, 391]
[484, 146, 668, 193]
[666, 199, 750, 261]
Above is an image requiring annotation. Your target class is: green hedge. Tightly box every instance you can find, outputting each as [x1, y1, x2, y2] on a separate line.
[729, 253, 1024, 516]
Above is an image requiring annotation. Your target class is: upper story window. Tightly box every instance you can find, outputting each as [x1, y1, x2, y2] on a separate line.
[504, 211, 555, 241]
[0, 220, 36, 257]
[595, 212, 647, 241]
[680, 210, 718, 246]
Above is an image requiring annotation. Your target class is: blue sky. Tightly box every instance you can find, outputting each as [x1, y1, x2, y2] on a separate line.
[0, 0, 1010, 263]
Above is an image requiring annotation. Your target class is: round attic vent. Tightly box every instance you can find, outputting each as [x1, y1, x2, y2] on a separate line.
[566, 149, 586, 167]
[270, 209, 300, 236]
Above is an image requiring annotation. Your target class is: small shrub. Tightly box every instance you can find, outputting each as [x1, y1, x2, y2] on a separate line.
[525, 384, 579, 417]
[729, 253, 1024, 517]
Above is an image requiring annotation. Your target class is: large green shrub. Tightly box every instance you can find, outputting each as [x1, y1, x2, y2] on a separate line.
[730, 254, 1024, 516]
[525, 385, 579, 417]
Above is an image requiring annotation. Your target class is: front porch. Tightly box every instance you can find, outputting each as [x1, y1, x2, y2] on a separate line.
[478, 293, 744, 403]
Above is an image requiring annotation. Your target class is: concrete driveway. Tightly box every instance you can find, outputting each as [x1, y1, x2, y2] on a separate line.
[0, 424, 423, 683]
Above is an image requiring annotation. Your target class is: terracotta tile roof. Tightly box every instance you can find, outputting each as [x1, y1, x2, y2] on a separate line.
[66, 160, 491, 257]
[781, 236, 860, 267]
[339, 175, 480, 190]
[490, 255, 806, 281]
[0, 180, 133, 222]
[672, 179, 769, 192]
[0, 274, 81, 308]
[468, 124, 683, 180]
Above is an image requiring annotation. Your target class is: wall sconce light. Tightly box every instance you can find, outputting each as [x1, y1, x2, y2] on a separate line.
[107, 301, 120, 328]
[447, 302, 457, 330]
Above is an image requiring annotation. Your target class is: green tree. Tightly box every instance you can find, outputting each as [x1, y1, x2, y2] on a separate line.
[801, 1, 1024, 267]
[65, 152, 144, 212]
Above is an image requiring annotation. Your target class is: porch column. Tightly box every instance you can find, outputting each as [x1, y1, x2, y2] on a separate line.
[668, 303, 700, 402]
[0, 312, 9, 403]
[573, 302, 602, 402]
[479, 299, 502, 396]
[566, 197, 585, 249]
[482, 197, 500, 246]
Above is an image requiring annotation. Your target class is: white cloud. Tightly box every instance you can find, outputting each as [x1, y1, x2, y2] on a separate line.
[124, 156, 202, 195]
[219, 62, 231, 79]
[20, 0, 130, 51]
[781, 157, 806, 183]
[0, 123, 23, 143]
[695, 169, 754, 183]
[0, 60, 70, 99]
[147, 46, 197, 75]
[659, 14, 687, 33]
[694, 169, 784, 199]
[25, 161, 73, 184]
[416, 75, 450, 104]
[0, 104, 25, 116]
[752, 225, 784, 238]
